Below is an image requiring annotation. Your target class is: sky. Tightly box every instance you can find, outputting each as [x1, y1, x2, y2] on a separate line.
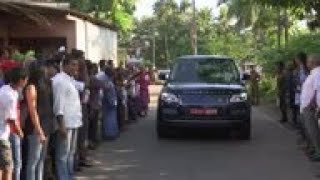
[135, 0, 220, 19]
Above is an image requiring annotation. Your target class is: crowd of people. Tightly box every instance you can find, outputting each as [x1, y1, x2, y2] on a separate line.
[0, 47, 152, 180]
[276, 52, 320, 161]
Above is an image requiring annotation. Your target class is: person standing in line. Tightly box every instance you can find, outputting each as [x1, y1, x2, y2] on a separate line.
[46, 60, 60, 79]
[292, 52, 309, 127]
[288, 60, 298, 126]
[24, 62, 56, 180]
[88, 63, 102, 149]
[72, 51, 92, 169]
[128, 65, 151, 117]
[43, 60, 59, 180]
[107, 60, 114, 70]
[8, 69, 24, 180]
[0, 67, 27, 180]
[300, 54, 320, 161]
[291, 53, 309, 149]
[52, 55, 82, 180]
[101, 67, 119, 140]
[126, 65, 138, 122]
[96, 60, 107, 81]
[276, 62, 288, 123]
[136, 66, 151, 117]
[249, 65, 260, 105]
[96, 59, 107, 138]
[2, 60, 24, 180]
[114, 67, 127, 131]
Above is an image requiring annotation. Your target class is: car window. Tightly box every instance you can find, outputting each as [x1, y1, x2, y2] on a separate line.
[170, 58, 240, 84]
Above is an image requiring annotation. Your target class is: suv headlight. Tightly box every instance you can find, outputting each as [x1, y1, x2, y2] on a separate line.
[161, 92, 180, 104]
[230, 92, 248, 103]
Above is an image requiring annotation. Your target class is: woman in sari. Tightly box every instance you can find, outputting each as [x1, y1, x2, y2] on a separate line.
[101, 67, 119, 140]
[129, 66, 151, 117]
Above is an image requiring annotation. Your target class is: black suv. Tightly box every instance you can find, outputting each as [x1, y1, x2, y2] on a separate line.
[157, 55, 251, 139]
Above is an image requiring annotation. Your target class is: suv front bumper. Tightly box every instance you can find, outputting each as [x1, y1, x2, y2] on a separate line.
[158, 101, 251, 128]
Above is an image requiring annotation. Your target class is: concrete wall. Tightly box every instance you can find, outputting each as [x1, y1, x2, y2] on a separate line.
[73, 16, 117, 64]
[111, 30, 118, 63]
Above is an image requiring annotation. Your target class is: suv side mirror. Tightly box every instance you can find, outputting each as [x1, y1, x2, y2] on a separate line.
[158, 73, 168, 81]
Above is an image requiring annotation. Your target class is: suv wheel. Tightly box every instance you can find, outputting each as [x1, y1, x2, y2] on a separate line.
[157, 124, 170, 138]
[239, 119, 251, 140]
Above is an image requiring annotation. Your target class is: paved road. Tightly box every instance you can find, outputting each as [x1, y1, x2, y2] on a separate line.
[76, 86, 318, 180]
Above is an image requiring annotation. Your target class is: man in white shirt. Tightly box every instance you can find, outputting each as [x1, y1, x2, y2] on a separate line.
[52, 55, 82, 180]
[300, 54, 320, 160]
[0, 67, 27, 179]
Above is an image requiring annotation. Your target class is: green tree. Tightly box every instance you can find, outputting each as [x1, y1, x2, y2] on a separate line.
[257, 0, 320, 30]
[57, 0, 136, 32]
[133, 1, 257, 68]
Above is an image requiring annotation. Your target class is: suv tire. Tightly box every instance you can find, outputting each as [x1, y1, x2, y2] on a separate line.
[157, 123, 171, 138]
[239, 119, 251, 140]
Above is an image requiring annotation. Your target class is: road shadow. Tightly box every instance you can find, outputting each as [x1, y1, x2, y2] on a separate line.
[156, 128, 251, 143]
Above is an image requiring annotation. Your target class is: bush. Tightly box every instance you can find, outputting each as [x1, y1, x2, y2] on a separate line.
[259, 76, 277, 103]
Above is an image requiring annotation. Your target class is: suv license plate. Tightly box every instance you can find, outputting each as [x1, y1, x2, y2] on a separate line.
[190, 108, 217, 115]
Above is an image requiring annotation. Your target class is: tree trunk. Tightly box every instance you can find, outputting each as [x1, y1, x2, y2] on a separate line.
[284, 9, 289, 48]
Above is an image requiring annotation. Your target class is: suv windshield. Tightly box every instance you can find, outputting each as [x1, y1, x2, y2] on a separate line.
[170, 58, 240, 84]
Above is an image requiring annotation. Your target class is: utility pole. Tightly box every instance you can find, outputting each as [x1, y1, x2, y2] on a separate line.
[192, 0, 197, 55]
[152, 31, 156, 69]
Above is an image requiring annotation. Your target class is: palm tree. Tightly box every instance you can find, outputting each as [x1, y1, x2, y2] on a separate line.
[220, 0, 280, 49]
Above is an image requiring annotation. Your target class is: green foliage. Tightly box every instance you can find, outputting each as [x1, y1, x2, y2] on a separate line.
[259, 76, 277, 102]
[133, 0, 194, 68]
[133, 1, 261, 68]
[58, 0, 136, 33]
[257, 33, 320, 74]
[256, 0, 320, 30]
[11, 50, 36, 62]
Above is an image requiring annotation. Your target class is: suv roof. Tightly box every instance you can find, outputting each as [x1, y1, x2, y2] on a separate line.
[178, 55, 232, 60]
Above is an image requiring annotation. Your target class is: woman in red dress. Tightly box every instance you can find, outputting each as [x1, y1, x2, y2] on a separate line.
[136, 66, 151, 117]
[127, 65, 151, 117]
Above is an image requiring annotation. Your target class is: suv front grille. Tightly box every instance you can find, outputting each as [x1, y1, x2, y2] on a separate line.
[180, 95, 228, 104]
[174, 89, 240, 95]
